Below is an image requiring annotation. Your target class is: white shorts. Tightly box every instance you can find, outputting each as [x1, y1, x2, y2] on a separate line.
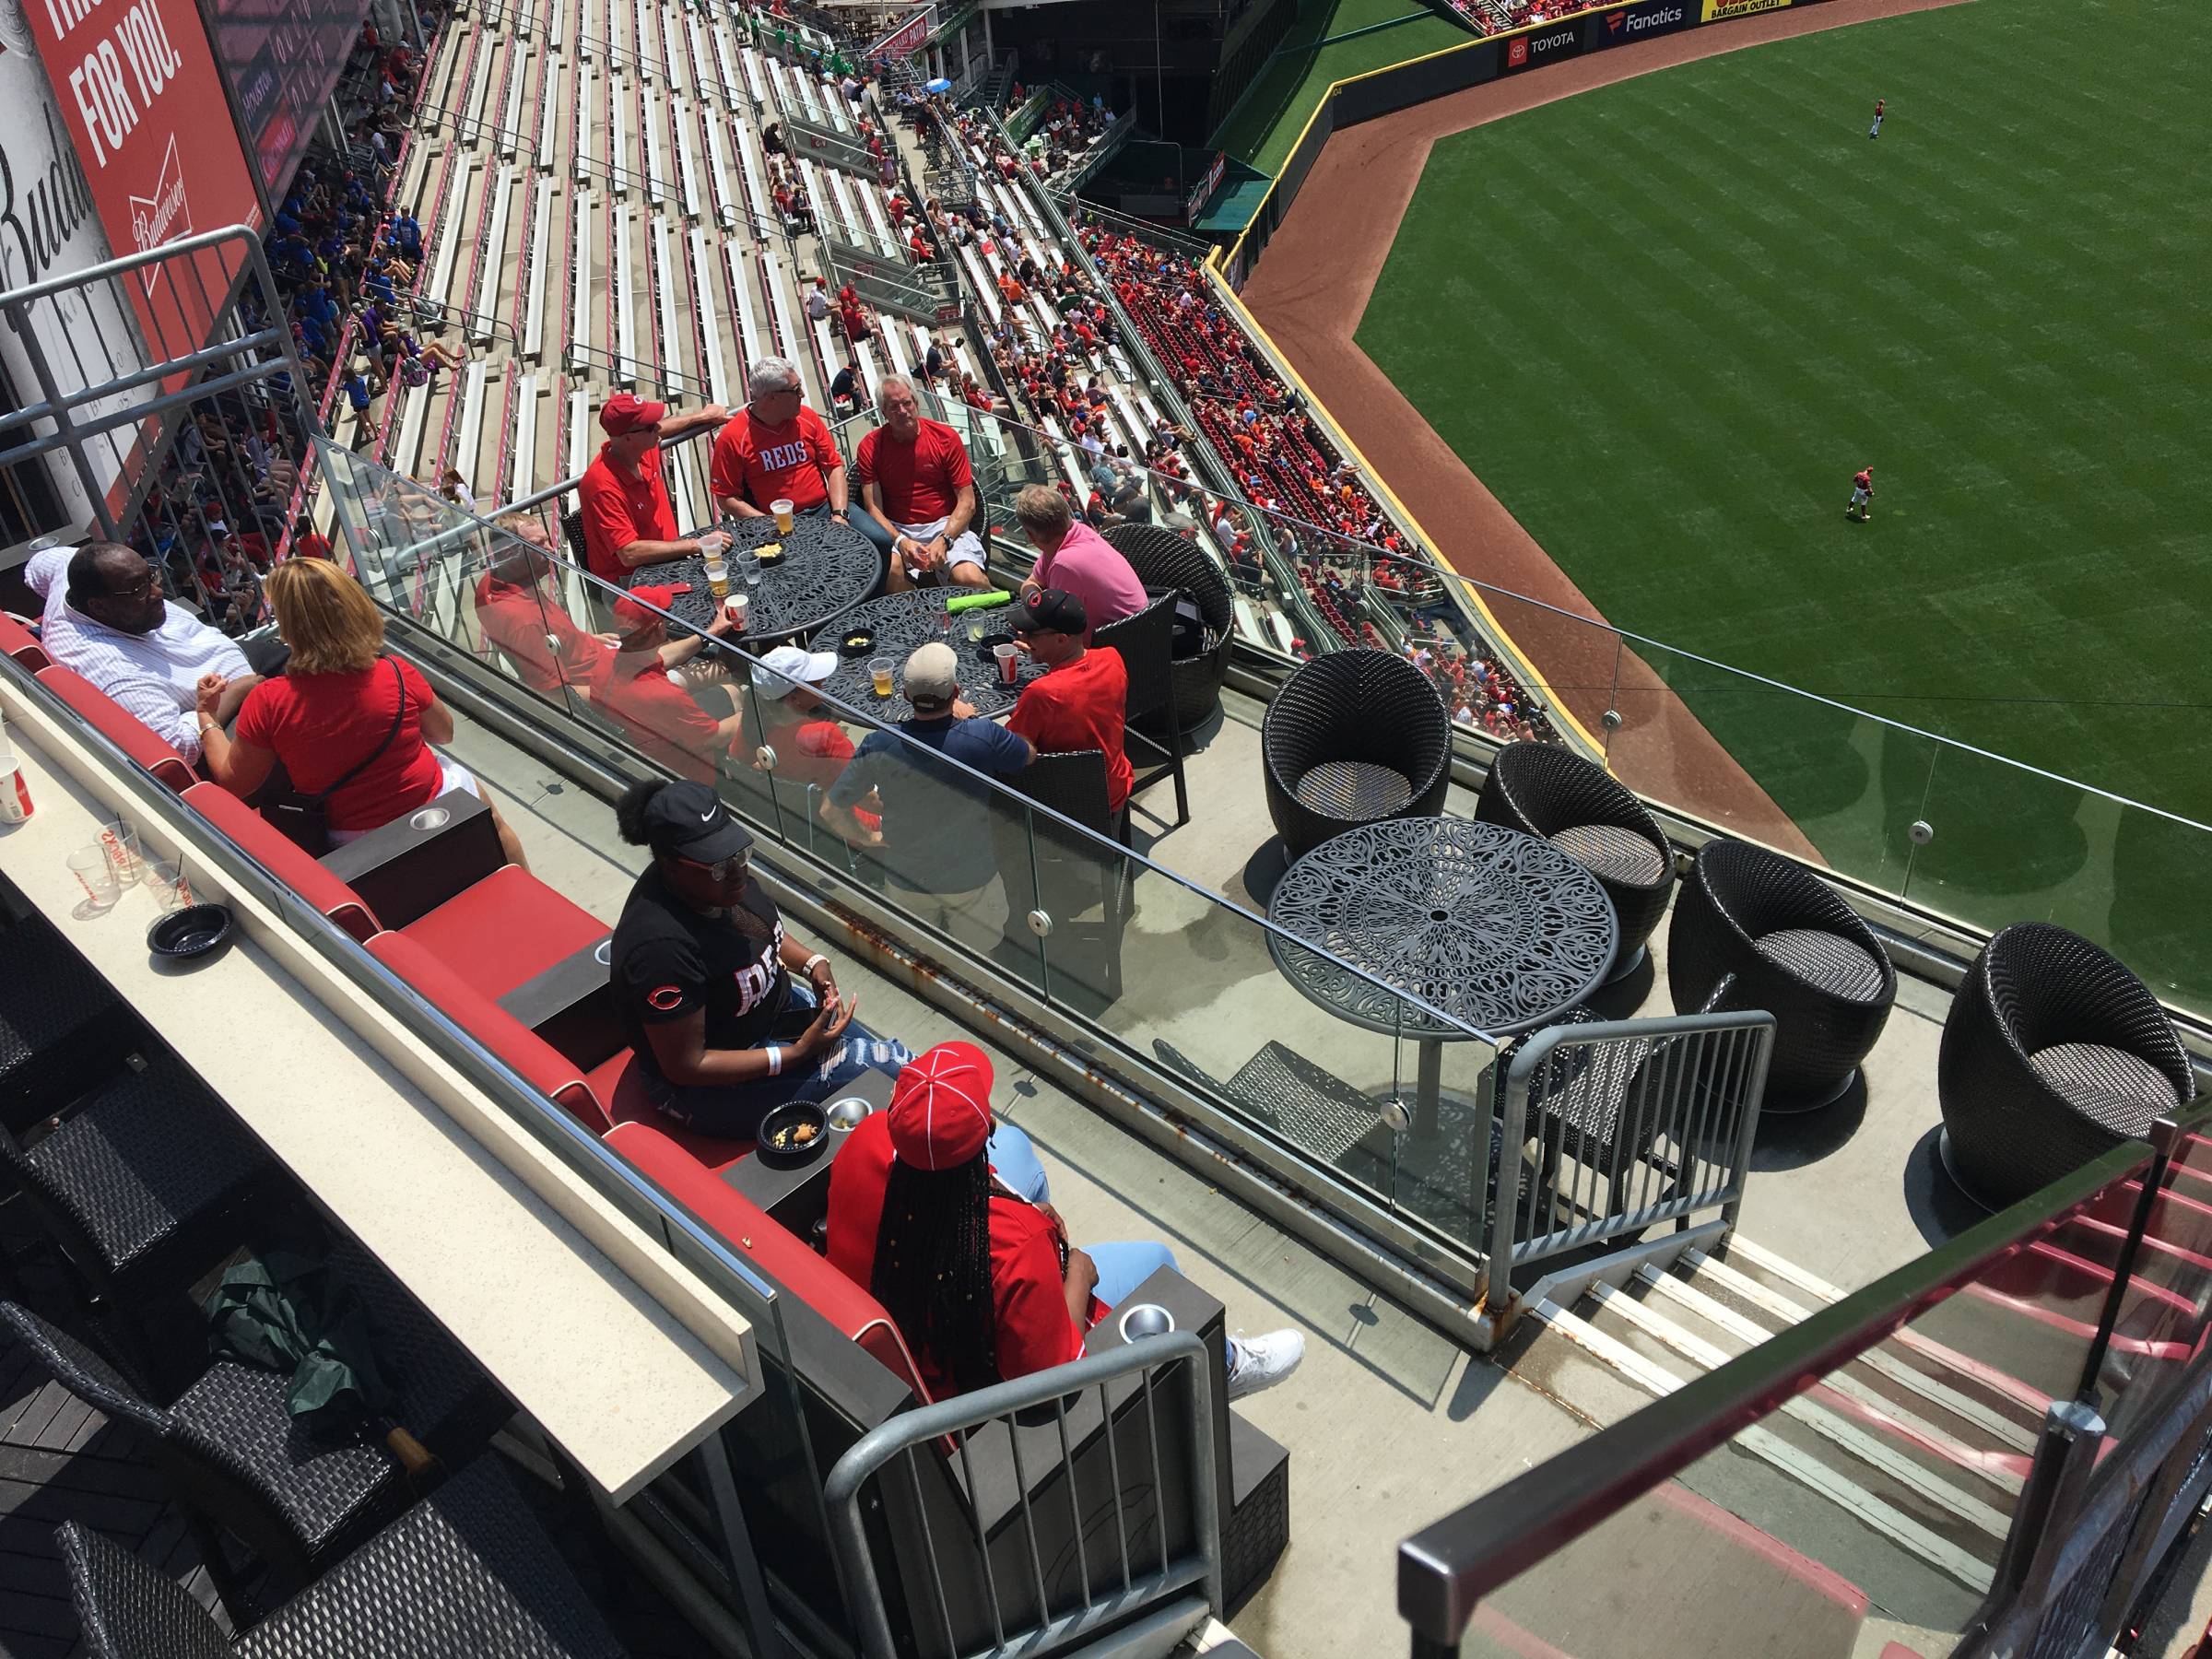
[328, 756, 484, 845]
[1850, 487, 1870, 506]
[899, 516, 984, 572]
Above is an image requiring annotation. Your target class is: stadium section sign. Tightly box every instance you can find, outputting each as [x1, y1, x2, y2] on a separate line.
[207, 0, 371, 200]
[1701, 0, 1790, 18]
[1598, 1, 1693, 45]
[20, 0, 260, 363]
[1502, 19, 1583, 72]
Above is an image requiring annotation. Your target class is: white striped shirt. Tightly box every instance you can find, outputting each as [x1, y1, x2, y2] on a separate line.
[38, 591, 252, 764]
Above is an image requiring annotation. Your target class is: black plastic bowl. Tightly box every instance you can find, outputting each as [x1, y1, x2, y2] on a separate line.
[147, 902, 235, 965]
[974, 631, 1014, 663]
[756, 544, 787, 569]
[838, 628, 876, 659]
[756, 1100, 829, 1165]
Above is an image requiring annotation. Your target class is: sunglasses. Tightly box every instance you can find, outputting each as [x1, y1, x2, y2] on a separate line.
[677, 853, 749, 883]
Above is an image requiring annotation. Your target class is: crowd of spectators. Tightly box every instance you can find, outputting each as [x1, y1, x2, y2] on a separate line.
[1448, 0, 1602, 33]
[995, 86, 1121, 187]
[1077, 224, 1557, 739]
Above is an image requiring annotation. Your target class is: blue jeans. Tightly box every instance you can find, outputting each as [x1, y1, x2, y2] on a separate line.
[985, 1124, 1177, 1307]
[801, 500, 896, 561]
[643, 982, 912, 1140]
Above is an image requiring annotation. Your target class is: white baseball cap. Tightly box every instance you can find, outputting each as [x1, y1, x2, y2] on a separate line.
[754, 644, 838, 700]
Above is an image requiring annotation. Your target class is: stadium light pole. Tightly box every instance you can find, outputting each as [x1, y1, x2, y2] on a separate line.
[1155, 0, 1165, 135]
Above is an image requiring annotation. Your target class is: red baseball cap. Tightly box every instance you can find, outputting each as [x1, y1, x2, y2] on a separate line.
[600, 393, 667, 436]
[612, 583, 690, 630]
[887, 1041, 995, 1171]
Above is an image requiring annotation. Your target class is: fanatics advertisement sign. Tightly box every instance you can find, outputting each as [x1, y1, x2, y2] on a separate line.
[1701, 0, 1791, 18]
[21, 0, 260, 363]
[1501, 19, 1583, 73]
[1597, 1, 1694, 46]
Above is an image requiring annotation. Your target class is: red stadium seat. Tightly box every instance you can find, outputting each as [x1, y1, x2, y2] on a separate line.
[1, 614, 48, 670]
[180, 782, 382, 942]
[584, 1051, 753, 1172]
[34, 665, 196, 791]
[603, 1119, 932, 1402]
[365, 931, 611, 1133]
[398, 864, 610, 999]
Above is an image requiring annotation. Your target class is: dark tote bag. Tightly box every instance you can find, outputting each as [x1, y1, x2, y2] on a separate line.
[263, 658, 407, 854]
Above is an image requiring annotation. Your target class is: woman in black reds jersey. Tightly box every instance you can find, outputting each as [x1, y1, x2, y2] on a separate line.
[609, 779, 910, 1140]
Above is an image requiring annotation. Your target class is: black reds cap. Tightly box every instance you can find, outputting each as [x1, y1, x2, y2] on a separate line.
[643, 782, 756, 865]
[1016, 587, 1088, 637]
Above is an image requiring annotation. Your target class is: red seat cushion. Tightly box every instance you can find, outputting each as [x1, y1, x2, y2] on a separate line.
[365, 931, 610, 1133]
[399, 865, 609, 999]
[34, 665, 195, 791]
[602, 1119, 929, 1402]
[181, 782, 382, 941]
[585, 1051, 753, 1172]
[1, 615, 48, 670]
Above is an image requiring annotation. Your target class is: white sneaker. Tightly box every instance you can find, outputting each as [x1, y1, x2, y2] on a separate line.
[1225, 1330, 1305, 1400]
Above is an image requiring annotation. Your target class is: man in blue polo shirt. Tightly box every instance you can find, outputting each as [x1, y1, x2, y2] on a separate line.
[822, 641, 1031, 951]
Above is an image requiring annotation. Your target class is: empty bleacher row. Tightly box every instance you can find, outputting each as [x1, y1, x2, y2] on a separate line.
[363, 0, 898, 522]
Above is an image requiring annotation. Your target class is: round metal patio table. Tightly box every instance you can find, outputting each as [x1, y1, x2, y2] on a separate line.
[1265, 818, 1618, 1135]
[627, 513, 880, 641]
[806, 588, 1048, 722]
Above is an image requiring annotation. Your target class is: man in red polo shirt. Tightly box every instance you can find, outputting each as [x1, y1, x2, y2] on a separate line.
[856, 376, 985, 593]
[576, 392, 731, 584]
[1006, 589, 1132, 814]
[474, 512, 614, 697]
[589, 583, 744, 783]
[711, 357, 889, 555]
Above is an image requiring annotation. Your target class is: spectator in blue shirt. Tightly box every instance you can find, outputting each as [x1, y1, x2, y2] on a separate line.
[823, 641, 1031, 952]
[394, 211, 422, 260]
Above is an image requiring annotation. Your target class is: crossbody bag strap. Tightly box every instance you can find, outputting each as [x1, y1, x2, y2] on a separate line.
[312, 657, 409, 806]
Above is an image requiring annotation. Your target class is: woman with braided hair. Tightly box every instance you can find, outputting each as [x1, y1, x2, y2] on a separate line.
[828, 1043, 1304, 1401]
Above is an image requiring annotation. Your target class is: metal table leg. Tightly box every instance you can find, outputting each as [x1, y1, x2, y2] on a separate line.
[1415, 1037, 1442, 1138]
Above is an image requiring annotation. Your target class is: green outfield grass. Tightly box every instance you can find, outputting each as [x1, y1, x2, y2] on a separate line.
[1214, 0, 1474, 172]
[1357, 0, 2212, 1004]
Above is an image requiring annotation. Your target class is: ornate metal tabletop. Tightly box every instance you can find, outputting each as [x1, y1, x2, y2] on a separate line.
[1265, 818, 1618, 1040]
[806, 589, 1047, 721]
[629, 514, 881, 641]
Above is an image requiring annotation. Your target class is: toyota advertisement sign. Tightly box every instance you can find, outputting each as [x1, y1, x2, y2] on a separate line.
[1501, 20, 1583, 74]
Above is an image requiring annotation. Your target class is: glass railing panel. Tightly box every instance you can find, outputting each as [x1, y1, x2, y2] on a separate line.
[2103, 799, 2212, 1018]
[1902, 743, 2115, 948]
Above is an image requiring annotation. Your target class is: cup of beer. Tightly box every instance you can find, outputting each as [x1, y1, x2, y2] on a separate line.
[724, 592, 749, 630]
[771, 498, 795, 535]
[869, 656, 895, 697]
[994, 642, 1019, 687]
[703, 554, 729, 597]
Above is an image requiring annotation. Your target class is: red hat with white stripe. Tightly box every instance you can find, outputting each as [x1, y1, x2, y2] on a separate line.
[887, 1041, 994, 1171]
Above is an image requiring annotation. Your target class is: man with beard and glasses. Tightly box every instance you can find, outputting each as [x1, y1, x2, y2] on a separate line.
[609, 779, 911, 1141]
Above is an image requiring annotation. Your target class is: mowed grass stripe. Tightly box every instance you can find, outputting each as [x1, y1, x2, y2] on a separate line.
[1356, 0, 2212, 999]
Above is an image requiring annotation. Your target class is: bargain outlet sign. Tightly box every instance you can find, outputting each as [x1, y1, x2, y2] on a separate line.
[24, 0, 259, 358]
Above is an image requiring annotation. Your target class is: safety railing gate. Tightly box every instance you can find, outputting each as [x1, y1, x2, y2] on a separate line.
[824, 1333, 1223, 1659]
[1484, 1009, 1774, 1327]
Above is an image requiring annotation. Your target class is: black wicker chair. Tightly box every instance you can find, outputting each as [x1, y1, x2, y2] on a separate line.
[1, 1046, 280, 1391]
[1015, 748, 1132, 1000]
[1, 1237, 510, 1613]
[1476, 741, 1674, 981]
[1104, 523, 1235, 732]
[62, 1453, 625, 1658]
[1938, 924, 2196, 1208]
[1093, 588, 1188, 826]
[1666, 840, 1896, 1110]
[0, 905, 129, 1131]
[1261, 649, 1451, 858]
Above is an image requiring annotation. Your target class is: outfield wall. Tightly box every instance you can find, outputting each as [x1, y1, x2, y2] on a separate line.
[1218, 0, 1833, 286]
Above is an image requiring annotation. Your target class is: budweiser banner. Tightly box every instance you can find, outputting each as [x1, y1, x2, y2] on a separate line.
[19, 0, 262, 366]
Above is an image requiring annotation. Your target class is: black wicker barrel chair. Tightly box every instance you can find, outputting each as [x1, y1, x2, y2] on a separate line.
[1938, 923, 2196, 1208]
[62, 1453, 626, 1659]
[1476, 741, 1675, 982]
[0, 1234, 511, 1618]
[1262, 650, 1452, 859]
[1667, 840, 1897, 1111]
[1104, 523, 1237, 733]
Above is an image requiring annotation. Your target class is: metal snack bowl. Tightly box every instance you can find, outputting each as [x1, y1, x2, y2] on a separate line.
[1116, 1303, 1175, 1342]
[147, 902, 235, 965]
[823, 1096, 875, 1132]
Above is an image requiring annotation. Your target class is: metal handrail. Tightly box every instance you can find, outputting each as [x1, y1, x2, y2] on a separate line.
[1394, 1128, 2186, 1648]
[404, 292, 519, 353]
[823, 1332, 1222, 1659]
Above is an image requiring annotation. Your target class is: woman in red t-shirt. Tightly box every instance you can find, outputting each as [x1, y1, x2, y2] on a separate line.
[194, 558, 530, 866]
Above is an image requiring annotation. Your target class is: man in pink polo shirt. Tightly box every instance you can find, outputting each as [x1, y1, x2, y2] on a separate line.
[1012, 483, 1147, 630]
